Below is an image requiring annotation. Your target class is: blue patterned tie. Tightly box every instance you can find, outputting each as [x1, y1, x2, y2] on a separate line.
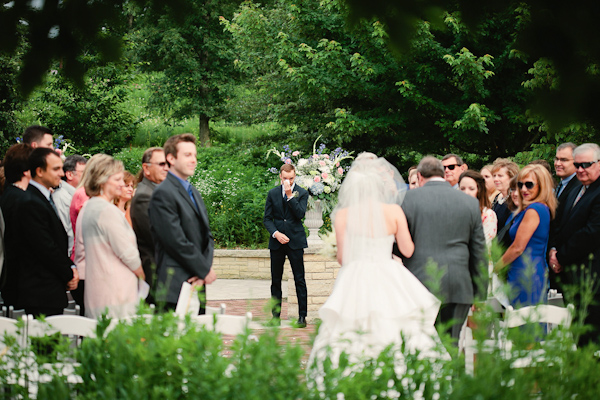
[187, 185, 199, 211]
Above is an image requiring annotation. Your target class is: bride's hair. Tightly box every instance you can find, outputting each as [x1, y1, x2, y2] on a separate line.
[333, 154, 405, 262]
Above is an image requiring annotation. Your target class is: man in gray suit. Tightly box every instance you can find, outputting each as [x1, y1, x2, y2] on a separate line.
[148, 134, 215, 312]
[131, 147, 169, 301]
[402, 156, 486, 339]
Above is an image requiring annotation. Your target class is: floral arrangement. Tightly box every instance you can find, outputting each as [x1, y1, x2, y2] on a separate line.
[267, 136, 353, 212]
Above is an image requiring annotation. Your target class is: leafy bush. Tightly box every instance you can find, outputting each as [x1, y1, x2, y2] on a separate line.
[192, 142, 276, 248]
[113, 147, 146, 176]
[3, 302, 598, 399]
[24, 64, 136, 155]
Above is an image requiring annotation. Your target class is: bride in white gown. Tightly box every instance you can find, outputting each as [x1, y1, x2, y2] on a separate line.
[308, 154, 449, 375]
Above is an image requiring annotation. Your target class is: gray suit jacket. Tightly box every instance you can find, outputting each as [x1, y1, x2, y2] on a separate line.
[148, 173, 214, 303]
[402, 180, 486, 304]
[131, 177, 157, 286]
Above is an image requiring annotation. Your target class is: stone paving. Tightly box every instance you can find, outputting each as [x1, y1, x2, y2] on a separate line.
[206, 279, 318, 363]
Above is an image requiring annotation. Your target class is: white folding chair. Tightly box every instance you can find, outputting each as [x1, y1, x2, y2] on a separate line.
[1, 315, 33, 393]
[462, 297, 506, 375]
[26, 314, 99, 391]
[192, 312, 256, 336]
[206, 303, 227, 315]
[500, 304, 575, 368]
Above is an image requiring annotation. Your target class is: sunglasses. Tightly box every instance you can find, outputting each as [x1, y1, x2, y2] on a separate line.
[517, 181, 536, 190]
[573, 161, 598, 170]
[443, 164, 459, 170]
[145, 162, 168, 167]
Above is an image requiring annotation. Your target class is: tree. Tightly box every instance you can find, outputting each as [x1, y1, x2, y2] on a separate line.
[224, 0, 546, 163]
[342, 0, 600, 131]
[127, 0, 242, 145]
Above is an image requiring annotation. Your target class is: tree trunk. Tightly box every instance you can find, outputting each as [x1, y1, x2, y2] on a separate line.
[198, 114, 210, 147]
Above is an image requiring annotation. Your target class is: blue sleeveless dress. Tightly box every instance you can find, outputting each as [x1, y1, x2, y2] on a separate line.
[507, 202, 550, 307]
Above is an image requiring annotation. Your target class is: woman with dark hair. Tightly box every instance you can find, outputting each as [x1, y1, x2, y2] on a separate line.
[459, 170, 497, 245]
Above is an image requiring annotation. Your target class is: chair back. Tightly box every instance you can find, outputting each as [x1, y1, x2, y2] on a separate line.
[27, 315, 97, 339]
[503, 304, 574, 329]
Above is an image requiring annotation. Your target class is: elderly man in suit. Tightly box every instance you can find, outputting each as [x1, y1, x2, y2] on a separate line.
[263, 164, 309, 328]
[149, 134, 215, 313]
[402, 156, 486, 340]
[549, 143, 600, 346]
[131, 147, 169, 301]
[18, 148, 79, 316]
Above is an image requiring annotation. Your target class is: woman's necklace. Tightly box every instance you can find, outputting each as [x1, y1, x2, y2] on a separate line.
[12, 183, 27, 191]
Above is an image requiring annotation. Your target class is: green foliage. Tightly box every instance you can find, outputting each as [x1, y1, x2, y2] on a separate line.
[191, 142, 276, 248]
[4, 306, 599, 398]
[113, 147, 146, 175]
[224, 0, 546, 165]
[127, 0, 243, 144]
[24, 63, 136, 155]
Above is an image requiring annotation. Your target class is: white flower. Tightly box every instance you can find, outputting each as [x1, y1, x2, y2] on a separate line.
[298, 158, 308, 167]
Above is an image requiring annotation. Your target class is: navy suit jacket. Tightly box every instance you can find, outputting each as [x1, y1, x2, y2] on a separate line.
[552, 177, 600, 282]
[263, 185, 308, 250]
[18, 184, 74, 310]
[149, 173, 214, 304]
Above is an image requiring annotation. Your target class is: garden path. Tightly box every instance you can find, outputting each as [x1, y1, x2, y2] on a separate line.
[206, 279, 317, 365]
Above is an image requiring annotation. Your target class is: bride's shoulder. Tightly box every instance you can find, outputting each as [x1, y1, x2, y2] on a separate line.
[382, 203, 403, 216]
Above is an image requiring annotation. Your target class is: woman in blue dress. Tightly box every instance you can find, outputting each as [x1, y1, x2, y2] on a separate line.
[496, 164, 557, 307]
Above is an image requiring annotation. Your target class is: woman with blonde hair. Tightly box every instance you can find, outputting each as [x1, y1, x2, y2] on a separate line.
[491, 158, 520, 231]
[495, 164, 556, 307]
[75, 154, 144, 318]
[481, 164, 500, 203]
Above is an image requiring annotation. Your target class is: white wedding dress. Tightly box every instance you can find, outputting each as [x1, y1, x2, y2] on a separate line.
[308, 235, 449, 371]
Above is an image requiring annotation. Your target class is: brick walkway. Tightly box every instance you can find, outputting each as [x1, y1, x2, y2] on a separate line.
[206, 299, 317, 363]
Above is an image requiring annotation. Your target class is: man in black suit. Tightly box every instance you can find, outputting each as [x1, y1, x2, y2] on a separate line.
[549, 143, 600, 346]
[131, 147, 169, 302]
[149, 134, 215, 312]
[18, 148, 79, 317]
[263, 164, 309, 327]
[0, 144, 34, 306]
[549, 142, 581, 289]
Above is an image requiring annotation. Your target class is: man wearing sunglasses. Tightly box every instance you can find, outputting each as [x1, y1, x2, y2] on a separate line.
[130, 147, 170, 302]
[549, 143, 600, 346]
[442, 154, 468, 189]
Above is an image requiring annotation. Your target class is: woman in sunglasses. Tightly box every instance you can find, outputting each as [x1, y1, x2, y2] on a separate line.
[495, 164, 557, 307]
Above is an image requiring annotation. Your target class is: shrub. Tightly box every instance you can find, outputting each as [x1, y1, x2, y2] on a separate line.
[113, 147, 146, 176]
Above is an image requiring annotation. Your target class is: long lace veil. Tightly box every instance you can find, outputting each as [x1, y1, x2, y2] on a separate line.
[332, 153, 406, 264]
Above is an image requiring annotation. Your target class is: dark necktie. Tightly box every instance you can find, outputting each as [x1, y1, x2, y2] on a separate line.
[187, 185, 199, 211]
[49, 195, 59, 217]
[555, 181, 563, 197]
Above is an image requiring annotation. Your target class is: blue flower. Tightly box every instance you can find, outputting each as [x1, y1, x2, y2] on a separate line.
[269, 167, 278, 174]
[310, 182, 325, 195]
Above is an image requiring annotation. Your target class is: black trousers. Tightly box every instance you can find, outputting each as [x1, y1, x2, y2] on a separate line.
[270, 245, 307, 317]
[437, 302, 471, 340]
[70, 279, 86, 316]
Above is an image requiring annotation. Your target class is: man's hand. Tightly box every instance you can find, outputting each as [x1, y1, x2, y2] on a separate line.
[275, 231, 290, 244]
[187, 276, 205, 286]
[282, 179, 293, 197]
[204, 269, 217, 284]
[549, 249, 562, 273]
[67, 268, 80, 291]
